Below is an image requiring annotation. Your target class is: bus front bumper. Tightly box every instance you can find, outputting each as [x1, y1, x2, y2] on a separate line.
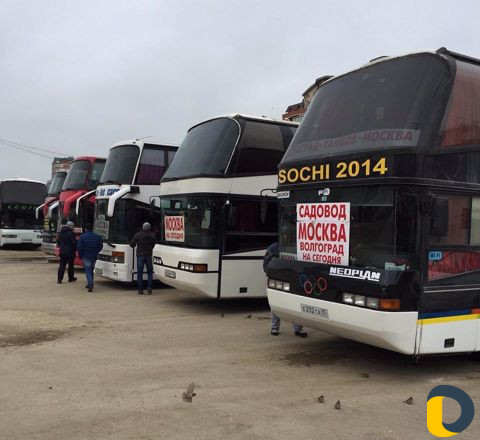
[95, 260, 133, 283]
[267, 288, 418, 355]
[0, 230, 43, 247]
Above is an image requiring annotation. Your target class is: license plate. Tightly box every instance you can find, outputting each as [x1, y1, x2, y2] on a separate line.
[164, 269, 176, 279]
[95, 268, 103, 276]
[301, 304, 329, 320]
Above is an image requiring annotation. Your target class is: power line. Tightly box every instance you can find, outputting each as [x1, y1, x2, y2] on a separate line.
[0, 140, 54, 159]
[0, 137, 66, 156]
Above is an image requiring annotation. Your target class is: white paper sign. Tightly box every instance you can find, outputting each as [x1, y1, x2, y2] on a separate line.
[164, 215, 185, 242]
[296, 202, 350, 266]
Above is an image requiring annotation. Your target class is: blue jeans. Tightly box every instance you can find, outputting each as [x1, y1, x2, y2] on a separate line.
[271, 312, 303, 333]
[137, 255, 153, 291]
[83, 258, 96, 288]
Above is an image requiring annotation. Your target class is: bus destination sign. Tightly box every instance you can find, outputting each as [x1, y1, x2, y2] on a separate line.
[297, 202, 350, 266]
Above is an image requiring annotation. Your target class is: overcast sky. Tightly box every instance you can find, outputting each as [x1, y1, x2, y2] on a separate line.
[1, 0, 479, 183]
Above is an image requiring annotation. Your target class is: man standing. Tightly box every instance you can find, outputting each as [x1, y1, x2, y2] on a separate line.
[77, 223, 103, 292]
[57, 220, 77, 284]
[130, 222, 156, 295]
[263, 241, 307, 337]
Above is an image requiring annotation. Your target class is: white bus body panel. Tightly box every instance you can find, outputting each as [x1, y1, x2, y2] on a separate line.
[0, 229, 43, 247]
[95, 243, 158, 283]
[220, 250, 267, 298]
[268, 288, 418, 354]
[416, 318, 479, 355]
[153, 245, 219, 297]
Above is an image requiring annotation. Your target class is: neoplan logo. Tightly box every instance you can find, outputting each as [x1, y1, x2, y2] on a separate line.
[427, 385, 475, 437]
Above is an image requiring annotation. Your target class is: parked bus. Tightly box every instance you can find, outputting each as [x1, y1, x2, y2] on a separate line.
[0, 179, 46, 247]
[57, 156, 106, 264]
[152, 114, 298, 298]
[93, 140, 177, 282]
[267, 48, 480, 356]
[39, 170, 68, 254]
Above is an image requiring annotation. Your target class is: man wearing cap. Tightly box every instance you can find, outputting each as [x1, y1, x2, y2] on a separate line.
[129, 222, 156, 294]
[56, 220, 77, 284]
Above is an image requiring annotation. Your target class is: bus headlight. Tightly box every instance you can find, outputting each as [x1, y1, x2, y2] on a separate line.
[367, 297, 379, 309]
[342, 293, 354, 304]
[268, 279, 290, 291]
[354, 295, 366, 307]
[153, 256, 163, 265]
[179, 262, 208, 272]
[2, 234, 17, 238]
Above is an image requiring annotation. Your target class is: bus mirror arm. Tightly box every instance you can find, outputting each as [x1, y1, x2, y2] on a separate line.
[259, 188, 276, 225]
[225, 200, 236, 227]
[431, 197, 449, 236]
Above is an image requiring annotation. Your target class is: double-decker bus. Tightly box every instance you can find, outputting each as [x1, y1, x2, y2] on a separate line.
[93, 140, 177, 282]
[152, 114, 297, 298]
[267, 48, 480, 356]
[0, 179, 46, 247]
[57, 156, 106, 264]
[39, 170, 68, 254]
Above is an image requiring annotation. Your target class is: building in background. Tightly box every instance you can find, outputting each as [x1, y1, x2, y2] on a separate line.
[282, 75, 333, 122]
[51, 157, 73, 177]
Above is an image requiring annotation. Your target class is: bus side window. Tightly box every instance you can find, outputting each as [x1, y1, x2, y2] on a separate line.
[224, 197, 277, 253]
[229, 122, 295, 175]
[428, 195, 480, 280]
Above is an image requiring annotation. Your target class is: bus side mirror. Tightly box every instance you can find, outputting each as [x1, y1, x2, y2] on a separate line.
[150, 196, 160, 210]
[431, 197, 449, 236]
[225, 201, 236, 228]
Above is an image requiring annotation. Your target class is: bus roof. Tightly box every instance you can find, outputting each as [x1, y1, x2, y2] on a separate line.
[320, 48, 480, 90]
[0, 178, 46, 185]
[109, 140, 178, 149]
[188, 114, 299, 132]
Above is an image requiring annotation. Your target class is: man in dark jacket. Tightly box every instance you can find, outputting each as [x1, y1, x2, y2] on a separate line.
[78, 223, 103, 292]
[57, 220, 77, 284]
[130, 222, 156, 295]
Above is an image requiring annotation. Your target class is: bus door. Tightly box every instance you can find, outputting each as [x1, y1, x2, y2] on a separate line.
[417, 194, 480, 354]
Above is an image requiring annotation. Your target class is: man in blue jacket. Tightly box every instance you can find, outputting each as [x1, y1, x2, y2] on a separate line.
[77, 223, 103, 292]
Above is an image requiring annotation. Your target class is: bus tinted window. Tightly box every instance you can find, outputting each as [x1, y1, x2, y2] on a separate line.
[47, 172, 67, 196]
[62, 160, 91, 190]
[282, 54, 451, 163]
[87, 161, 105, 189]
[135, 147, 167, 185]
[230, 122, 296, 175]
[225, 197, 277, 253]
[441, 60, 480, 147]
[163, 118, 239, 180]
[430, 195, 470, 246]
[101, 145, 140, 185]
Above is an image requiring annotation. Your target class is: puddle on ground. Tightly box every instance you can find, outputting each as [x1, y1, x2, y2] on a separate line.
[282, 350, 349, 367]
[0, 329, 68, 347]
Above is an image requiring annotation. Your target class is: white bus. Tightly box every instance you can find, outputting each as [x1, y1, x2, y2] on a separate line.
[0, 179, 46, 247]
[152, 114, 298, 298]
[93, 140, 177, 282]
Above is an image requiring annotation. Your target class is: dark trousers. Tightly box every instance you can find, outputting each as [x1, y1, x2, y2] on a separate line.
[58, 256, 75, 281]
[137, 255, 153, 291]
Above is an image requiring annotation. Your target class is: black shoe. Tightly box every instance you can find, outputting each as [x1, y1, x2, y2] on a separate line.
[271, 329, 279, 336]
[147, 289, 152, 295]
[57, 280, 62, 284]
[295, 330, 308, 338]
[68, 277, 77, 282]
[88, 287, 93, 292]
[138, 291, 144, 295]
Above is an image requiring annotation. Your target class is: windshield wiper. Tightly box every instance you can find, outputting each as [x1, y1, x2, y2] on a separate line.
[104, 239, 116, 248]
[101, 180, 121, 185]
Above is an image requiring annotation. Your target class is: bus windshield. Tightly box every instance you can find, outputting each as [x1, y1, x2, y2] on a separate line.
[163, 118, 240, 180]
[47, 172, 67, 196]
[100, 145, 140, 185]
[0, 204, 42, 229]
[160, 195, 223, 248]
[279, 186, 419, 271]
[94, 199, 160, 244]
[62, 160, 91, 190]
[282, 54, 451, 163]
